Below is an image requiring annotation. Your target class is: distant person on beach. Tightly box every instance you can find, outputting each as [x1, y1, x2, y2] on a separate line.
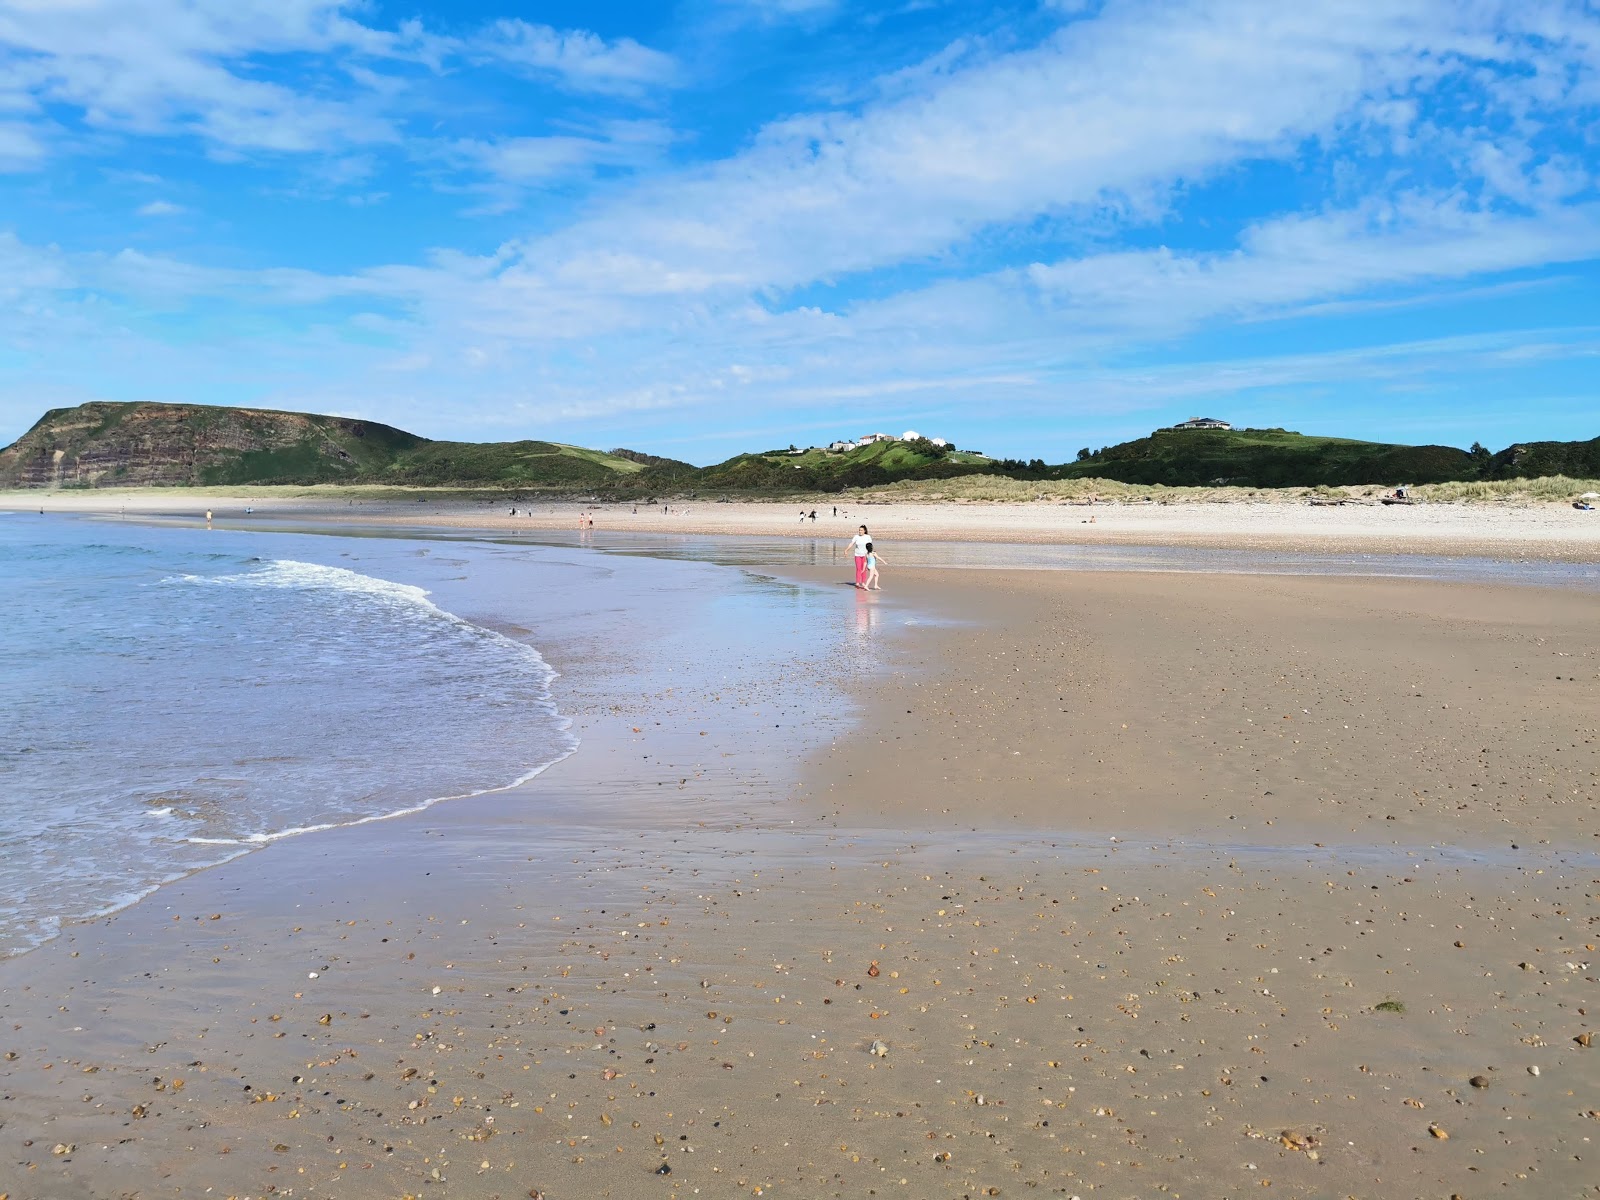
[865, 545, 885, 590]
[847, 525, 871, 588]
[832, 506, 837, 517]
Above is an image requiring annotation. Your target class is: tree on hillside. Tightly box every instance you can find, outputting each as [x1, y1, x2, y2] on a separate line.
[1077, 447, 1092, 461]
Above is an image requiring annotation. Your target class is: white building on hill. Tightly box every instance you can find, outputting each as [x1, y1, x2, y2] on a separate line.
[1171, 416, 1232, 430]
[825, 431, 951, 452]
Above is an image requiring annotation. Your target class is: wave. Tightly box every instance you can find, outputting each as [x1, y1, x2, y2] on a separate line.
[178, 747, 576, 851]
[0, 554, 579, 958]
[169, 558, 560, 686]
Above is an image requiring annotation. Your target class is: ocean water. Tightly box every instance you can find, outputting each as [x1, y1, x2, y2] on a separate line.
[0, 516, 576, 956]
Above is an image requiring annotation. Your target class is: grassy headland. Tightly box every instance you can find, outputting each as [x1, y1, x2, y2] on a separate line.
[4, 401, 1597, 499]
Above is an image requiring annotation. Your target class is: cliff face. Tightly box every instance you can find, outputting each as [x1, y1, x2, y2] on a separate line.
[0, 402, 426, 488]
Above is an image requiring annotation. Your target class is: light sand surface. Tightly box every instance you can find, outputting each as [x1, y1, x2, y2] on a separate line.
[2, 532, 1598, 1200]
[8, 486, 1600, 559]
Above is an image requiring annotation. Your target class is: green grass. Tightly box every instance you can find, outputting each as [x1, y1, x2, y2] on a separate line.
[1374, 999, 1406, 1014]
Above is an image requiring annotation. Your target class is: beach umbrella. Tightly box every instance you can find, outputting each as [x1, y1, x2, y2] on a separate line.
[1583, 492, 1599, 499]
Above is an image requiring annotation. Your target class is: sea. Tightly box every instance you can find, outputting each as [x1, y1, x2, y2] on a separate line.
[8, 508, 1592, 958]
[0, 514, 577, 957]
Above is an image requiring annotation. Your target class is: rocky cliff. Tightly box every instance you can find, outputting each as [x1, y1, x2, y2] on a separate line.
[0, 402, 427, 488]
[0, 401, 663, 489]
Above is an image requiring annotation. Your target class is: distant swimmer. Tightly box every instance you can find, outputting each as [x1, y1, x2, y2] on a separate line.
[204, 509, 213, 523]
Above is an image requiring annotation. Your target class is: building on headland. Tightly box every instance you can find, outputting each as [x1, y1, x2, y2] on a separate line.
[824, 431, 950, 452]
[1170, 416, 1232, 430]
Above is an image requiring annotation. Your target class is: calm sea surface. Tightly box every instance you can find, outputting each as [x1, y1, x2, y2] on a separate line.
[0, 515, 575, 956]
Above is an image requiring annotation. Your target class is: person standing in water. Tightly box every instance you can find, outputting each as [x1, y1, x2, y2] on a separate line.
[864, 544, 886, 590]
[846, 525, 871, 588]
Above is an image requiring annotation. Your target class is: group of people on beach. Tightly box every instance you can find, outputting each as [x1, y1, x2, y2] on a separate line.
[848, 524, 885, 590]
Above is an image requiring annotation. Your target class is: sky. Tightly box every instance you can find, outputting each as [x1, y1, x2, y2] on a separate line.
[1, 0, 1598, 464]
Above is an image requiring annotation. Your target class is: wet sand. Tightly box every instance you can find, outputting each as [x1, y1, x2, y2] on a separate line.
[2, 540, 1598, 1199]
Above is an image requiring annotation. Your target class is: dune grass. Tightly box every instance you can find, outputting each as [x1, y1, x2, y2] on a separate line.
[850, 473, 1600, 506]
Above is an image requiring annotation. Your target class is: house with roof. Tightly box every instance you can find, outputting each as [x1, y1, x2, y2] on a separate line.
[1171, 417, 1232, 430]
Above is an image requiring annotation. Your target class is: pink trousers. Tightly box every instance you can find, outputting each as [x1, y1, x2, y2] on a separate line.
[854, 555, 868, 586]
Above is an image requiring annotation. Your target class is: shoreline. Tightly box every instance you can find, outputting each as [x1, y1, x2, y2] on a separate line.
[2, 516, 1597, 1199]
[7, 486, 1600, 562]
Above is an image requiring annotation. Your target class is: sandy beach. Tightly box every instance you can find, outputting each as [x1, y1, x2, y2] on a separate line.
[8, 486, 1600, 561]
[1, 508, 1597, 1200]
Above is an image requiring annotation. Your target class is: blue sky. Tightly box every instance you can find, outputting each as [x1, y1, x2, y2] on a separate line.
[1, 0, 1597, 464]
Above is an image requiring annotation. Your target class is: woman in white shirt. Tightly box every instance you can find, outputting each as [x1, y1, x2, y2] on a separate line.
[847, 525, 871, 588]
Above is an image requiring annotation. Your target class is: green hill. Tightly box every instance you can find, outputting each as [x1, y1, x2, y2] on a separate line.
[0, 402, 670, 489]
[1484, 435, 1600, 481]
[694, 437, 993, 492]
[4, 402, 1595, 494]
[1059, 427, 1478, 488]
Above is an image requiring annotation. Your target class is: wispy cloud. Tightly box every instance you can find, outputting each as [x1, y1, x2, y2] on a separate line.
[445, 120, 675, 190]
[135, 199, 186, 217]
[0, 1, 677, 165]
[470, 20, 678, 95]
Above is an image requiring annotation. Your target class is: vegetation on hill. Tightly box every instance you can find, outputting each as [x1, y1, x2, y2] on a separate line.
[1057, 427, 1477, 488]
[692, 437, 993, 492]
[1484, 436, 1600, 481]
[0, 402, 650, 490]
[3, 401, 1596, 495]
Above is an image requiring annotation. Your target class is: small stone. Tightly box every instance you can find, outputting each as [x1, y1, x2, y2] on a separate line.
[1576, 1032, 1593, 1048]
[655, 1162, 672, 1176]
[870, 1040, 890, 1058]
[1469, 1075, 1489, 1088]
[1528, 1065, 1540, 1076]
[1428, 1124, 1448, 1139]
[52, 1143, 73, 1156]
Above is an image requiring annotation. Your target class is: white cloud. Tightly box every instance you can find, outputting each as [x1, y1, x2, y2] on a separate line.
[135, 199, 185, 217]
[472, 19, 677, 95]
[447, 120, 674, 189]
[1012, 196, 1600, 337]
[452, 0, 1587, 322]
[0, 120, 43, 168]
[0, 0, 403, 155]
[0, 1, 677, 165]
[716, 0, 840, 22]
